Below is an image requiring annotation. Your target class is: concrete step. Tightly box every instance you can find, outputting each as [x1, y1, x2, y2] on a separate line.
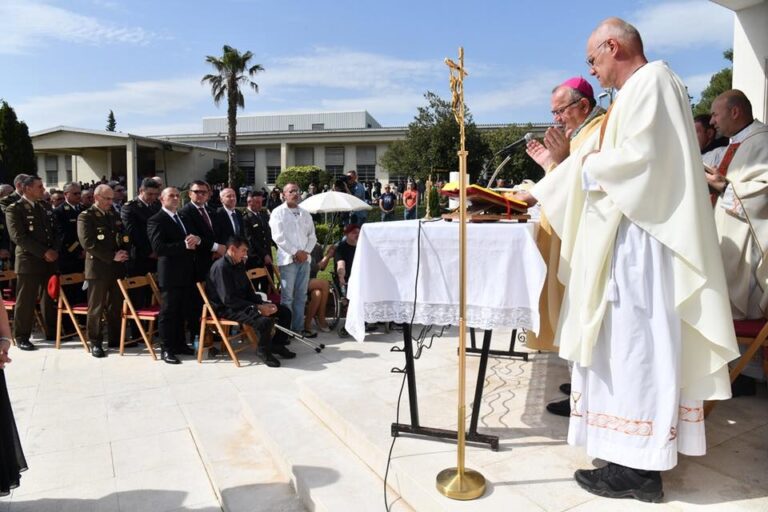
[239, 390, 413, 512]
[183, 399, 305, 512]
[296, 371, 569, 512]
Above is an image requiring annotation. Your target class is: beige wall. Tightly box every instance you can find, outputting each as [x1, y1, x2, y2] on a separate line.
[733, 1, 768, 122]
[74, 149, 110, 184]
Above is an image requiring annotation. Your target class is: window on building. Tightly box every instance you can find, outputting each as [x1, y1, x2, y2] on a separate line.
[265, 148, 281, 184]
[294, 147, 314, 166]
[311, 123, 324, 130]
[288, 124, 294, 131]
[45, 155, 58, 187]
[325, 147, 344, 177]
[356, 146, 377, 182]
[238, 149, 255, 185]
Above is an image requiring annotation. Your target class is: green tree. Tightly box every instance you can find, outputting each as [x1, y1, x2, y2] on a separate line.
[380, 92, 490, 182]
[276, 165, 331, 191]
[106, 110, 116, 131]
[202, 45, 264, 188]
[0, 101, 36, 182]
[205, 161, 245, 189]
[693, 49, 733, 116]
[481, 125, 544, 184]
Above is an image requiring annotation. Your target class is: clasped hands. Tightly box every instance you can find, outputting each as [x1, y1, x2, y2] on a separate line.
[526, 126, 571, 169]
[185, 234, 202, 250]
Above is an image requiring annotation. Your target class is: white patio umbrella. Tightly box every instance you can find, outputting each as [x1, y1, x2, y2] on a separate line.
[300, 191, 372, 214]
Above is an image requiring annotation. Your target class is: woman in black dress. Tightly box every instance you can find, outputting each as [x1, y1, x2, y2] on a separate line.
[0, 301, 27, 496]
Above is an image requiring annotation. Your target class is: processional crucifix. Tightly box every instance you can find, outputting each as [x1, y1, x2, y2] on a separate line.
[435, 47, 487, 501]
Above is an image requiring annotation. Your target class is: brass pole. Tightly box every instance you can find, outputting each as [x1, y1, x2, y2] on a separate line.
[436, 47, 486, 500]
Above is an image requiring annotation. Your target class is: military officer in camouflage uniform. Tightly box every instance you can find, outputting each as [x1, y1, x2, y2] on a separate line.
[77, 184, 129, 358]
[5, 175, 58, 350]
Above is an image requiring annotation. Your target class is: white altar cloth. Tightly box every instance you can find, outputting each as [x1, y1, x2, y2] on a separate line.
[346, 220, 546, 341]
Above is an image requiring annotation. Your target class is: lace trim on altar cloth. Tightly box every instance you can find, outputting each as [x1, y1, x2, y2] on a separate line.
[362, 301, 534, 331]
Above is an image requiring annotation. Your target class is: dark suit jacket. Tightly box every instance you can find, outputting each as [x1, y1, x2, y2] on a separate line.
[242, 208, 272, 265]
[53, 202, 83, 273]
[147, 209, 194, 288]
[212, 207, 244, 245]
[206, 255, 262, 315]
[121, 198, 157, 274]
[179, 202, 217, 282]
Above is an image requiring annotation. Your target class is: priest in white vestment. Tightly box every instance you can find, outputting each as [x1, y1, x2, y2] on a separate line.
[707, 90, 768, 322]
[520, 18, 740, 503]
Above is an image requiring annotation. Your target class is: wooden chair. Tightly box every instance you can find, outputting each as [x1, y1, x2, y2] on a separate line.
[1, 270, 49, 345]
[196, 282, 259, 367]
[55, 273, 90, 352]
[117, 274, 161, 360]
[246, 267, 277, 300]
[704, 318, 768, 416]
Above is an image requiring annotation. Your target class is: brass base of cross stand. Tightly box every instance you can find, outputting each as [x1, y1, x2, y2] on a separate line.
[436, 467, 486, 500]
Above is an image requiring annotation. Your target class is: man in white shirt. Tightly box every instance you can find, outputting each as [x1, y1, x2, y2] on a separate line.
[269, 182, 317, 333]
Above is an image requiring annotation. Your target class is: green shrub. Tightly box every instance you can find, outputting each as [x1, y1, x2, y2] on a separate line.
[314, 223, 342, 245]
[276, 166, 332, 191]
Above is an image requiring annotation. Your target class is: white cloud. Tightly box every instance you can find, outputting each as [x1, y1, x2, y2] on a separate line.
[17, 77, 208, 131]
[682, 72, 715, 100]
[631, 1, 733, 52]
[0, 0, 154, 54]
[259, 47, 442, 94]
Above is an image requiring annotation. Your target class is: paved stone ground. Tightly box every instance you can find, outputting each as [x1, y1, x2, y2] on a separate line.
[1, 327, 767, 512]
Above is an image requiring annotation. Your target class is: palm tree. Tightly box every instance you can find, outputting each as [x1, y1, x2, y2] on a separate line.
[201, 45, 264, 187]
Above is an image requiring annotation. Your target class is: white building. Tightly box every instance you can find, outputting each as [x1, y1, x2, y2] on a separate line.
[30, 126, 226, 197]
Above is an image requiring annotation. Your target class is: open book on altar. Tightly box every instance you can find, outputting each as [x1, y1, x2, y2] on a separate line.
[440, 183, 529, 215]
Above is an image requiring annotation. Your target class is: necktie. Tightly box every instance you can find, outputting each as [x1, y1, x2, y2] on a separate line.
[231, 212, 240, 235]
[173, 214, 186, 234]
[198, 206, 213, 231]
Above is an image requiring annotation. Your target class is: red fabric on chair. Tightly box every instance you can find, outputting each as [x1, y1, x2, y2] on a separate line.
[47, 274, 60, 300]
[733, 319, 766, 338]
[135, 306, 160, 317]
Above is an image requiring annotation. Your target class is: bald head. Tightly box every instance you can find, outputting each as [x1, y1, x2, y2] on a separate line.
[587, 17, 648, 90]
[710, 89, 754, 138]
[160, 187, 181, 212]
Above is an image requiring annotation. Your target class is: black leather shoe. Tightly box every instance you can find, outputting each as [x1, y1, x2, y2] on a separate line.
[574, 463, 663, 503]
[162, 350, 181, 364]
[546, 398, 571, 417]
[17, 340, 37, 351]
[273, 345, 296, 359]
[176, 345, 195, 356]
[559, 383, 571, 395]
[91, 343, 106, 358]
[258, 351, 280, 367]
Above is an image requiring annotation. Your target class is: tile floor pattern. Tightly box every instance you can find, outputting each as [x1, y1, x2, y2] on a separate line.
[0, 326, 767, 512]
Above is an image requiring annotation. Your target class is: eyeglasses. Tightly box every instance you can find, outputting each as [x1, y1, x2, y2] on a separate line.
[586, 39, 610, 68]
[551, 99, 581, 117]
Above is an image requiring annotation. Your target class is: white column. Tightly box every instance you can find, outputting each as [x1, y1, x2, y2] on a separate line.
[734, 2, 768, 122]
[57, 154, 67, 188]
[126, 140, 138, 198]
[36, 154, 46, 178]
[280, 142, 288, 172]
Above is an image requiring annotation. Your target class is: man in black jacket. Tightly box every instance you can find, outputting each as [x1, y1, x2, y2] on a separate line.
[242, 192, 273, 269]
[206, 235, 294, 367]
[147, 187, 200, 364]
[212, 187, 244, 245]
[121, 178, 160, 278]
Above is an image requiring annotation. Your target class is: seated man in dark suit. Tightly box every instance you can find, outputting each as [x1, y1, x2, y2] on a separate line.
[206, 235, 294, 368]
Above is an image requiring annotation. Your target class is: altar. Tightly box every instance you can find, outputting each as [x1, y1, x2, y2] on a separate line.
[345, 218, 546, 448]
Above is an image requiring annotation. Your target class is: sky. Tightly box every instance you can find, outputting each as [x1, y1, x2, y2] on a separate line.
[0, 0, 735, 136]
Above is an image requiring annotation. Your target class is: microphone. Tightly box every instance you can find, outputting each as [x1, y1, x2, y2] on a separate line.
[497, 132, 534, 156]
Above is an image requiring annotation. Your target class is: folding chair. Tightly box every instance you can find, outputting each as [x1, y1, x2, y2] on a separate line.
[55, 273, 90, 352]
[704, 317, 768, 417]
[1, 270, 49, 346]
[117, 274, 161, 360]
[196, 282, 259, 367]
